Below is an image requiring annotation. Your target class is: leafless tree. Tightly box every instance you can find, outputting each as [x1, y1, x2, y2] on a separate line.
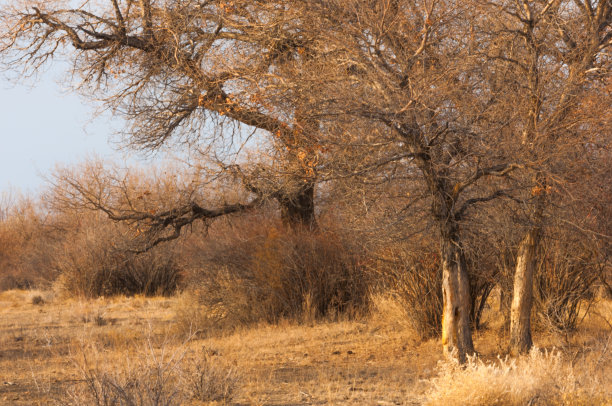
[0, 0, 323, 232]
[283, 0, 536, 361]
[471, 0, 611, 354]
[45, 159, 261, 251]
[288, 0, 611, 360]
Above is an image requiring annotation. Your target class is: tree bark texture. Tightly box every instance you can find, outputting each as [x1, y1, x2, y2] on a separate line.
[279, 182, 316, 230]
[510, 181, 546, 355]
[509, 225, 541, 355]
[441, 236, 475, 362]
[417, 154, 475, 362]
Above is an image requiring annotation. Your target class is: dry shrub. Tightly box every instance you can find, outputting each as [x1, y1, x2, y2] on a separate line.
[535, 236, 602, 332]
[250, 227, 369, 320]
[61, 336, 239, 405]
[426, 348, 610, 405]
[174, 271, 257, 335]
[176, 216, 369, 335]
[370, 246, 442, 339]
[463, 237, 499, 330]
[54, 215, 181, 298]
[369, 232, 501, 338]
[31, 294, 44, 305]
[185, 352, 240, 403]
[0, 193, 60, 291]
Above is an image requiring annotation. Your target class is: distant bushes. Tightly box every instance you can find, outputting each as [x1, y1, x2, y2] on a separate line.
[55, 245, 181, 298]
[0, 191, 181, 297]
[0, 193, 60, 290]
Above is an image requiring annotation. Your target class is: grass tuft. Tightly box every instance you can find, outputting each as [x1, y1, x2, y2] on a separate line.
[31, 295, 44, 305]
[426, 347, 610, 405]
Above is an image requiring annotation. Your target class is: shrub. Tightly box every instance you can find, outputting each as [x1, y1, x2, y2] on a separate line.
[54, 215, 181, 298]
[185, 353, 240, 403]
[370, 247, 442, 339]
[463, 242, 499, 330]
[31, 295, 44, 305]
[176, 218, 370, 335]
[369, 232, 501, 338]
[62, 336, 239, 405]
[249, 227, 369, 320]
[0, 194, 60, 291]
[535, 237, 601, 332]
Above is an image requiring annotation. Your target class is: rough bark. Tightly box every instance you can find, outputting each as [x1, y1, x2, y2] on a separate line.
[278, 182, 317, 230]
[509, 227, 540, 355]
[441, 235, 475, 362]
[509, 232, 539, 352]
[510, 182, 546, 355]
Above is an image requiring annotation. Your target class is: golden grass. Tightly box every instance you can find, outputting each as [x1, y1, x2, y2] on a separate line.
[0, 289, 610, 405]
[427, 346, 610, 405]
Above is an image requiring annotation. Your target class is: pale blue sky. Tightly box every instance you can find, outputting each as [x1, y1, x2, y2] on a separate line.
[0, 69, 136, 194]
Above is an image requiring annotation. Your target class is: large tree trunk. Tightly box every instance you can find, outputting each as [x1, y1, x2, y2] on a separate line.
[440, 233, 475, 362]
[418, 155, 475, 362]
[279, 110, 319, 230]
[509, 185, 545, 355]
[278, 182, 317, 230]
[509, 228, 540, 355]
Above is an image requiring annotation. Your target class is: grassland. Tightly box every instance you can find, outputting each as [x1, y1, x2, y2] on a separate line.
[0, 289, 610, 405]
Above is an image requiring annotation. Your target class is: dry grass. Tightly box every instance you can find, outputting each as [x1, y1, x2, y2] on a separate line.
[59, 332, 240, 405]
[427, 346, 610, 405]
[0, 290, 176, 404]
[0, 289, 610, 405]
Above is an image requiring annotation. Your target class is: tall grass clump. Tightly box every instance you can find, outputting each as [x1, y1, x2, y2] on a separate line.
[426, 347, 610, 405]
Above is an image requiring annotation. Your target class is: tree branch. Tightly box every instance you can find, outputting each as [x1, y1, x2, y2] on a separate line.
[453, 163, 525, 198]
[454, 190, 514, 220]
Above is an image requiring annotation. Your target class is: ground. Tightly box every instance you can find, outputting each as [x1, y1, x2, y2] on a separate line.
[0, 289, 610, 405]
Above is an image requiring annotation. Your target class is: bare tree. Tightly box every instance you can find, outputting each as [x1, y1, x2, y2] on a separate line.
[0, 0, 322, 230]
[472, 0, 611, 354]
[292, 0, 611, 360]
[287, 0, 535, 361]
[44, 159, 258, 251]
